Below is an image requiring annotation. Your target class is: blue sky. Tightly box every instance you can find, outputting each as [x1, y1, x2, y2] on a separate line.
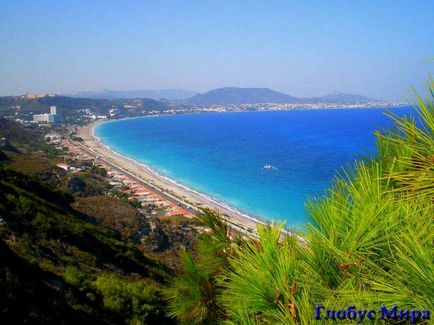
[0, 0, 433, 99]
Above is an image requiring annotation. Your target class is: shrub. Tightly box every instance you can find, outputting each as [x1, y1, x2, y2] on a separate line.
[95, 273, 166, 324]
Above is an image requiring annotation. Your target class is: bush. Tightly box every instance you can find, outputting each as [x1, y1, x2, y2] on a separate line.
[95, 273, 166, 324]
[63, 265, 88, 289]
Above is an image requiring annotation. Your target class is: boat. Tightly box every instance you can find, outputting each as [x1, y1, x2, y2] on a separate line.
[263, 164, 273, 169]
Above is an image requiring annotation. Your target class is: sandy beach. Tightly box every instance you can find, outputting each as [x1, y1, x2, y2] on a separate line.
[76, 120, 263, 234]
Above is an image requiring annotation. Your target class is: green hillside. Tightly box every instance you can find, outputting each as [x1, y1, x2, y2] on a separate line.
[0, 166, 175, 324]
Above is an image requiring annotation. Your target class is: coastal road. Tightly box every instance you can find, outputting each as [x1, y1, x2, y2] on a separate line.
[70, 136, 199, 216]
[69, 128, 262, 238]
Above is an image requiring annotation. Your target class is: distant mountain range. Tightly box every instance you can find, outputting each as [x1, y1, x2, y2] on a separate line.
[307, 91, 376, 104]
[62, 87, 379, 105]
[184, 87, 379, 105]
[66, 89, 198, 100]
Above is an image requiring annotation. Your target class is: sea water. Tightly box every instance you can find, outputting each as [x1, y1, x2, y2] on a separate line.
[95, 107, 413, 227]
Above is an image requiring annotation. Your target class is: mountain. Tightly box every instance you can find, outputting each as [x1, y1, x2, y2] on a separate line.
[67, 88, 378, 105]
[186, 87, 300, 105]
[67, 89, 197, 100]
[184, 87, 379, 105]
[310, 91, 377, 104]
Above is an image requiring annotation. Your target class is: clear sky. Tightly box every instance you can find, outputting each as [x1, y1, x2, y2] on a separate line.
[0, 0, 433, 99]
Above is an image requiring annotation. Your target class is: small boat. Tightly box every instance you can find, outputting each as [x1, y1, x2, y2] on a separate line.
[263, 164, 273, 169]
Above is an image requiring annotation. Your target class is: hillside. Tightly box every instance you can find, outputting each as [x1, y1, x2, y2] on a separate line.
[184, 87, 378, 105]
[0, 119, 197, 324]
[0, 166, 175, 324]
[309, 91, 376, 103]
[67, 89, 198, 100]
[0, 95, 168, 117]
[0, 117, 34, 142]
[186, 87, 300, 105]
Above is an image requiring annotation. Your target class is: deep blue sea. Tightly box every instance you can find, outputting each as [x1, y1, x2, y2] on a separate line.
[95, 107, 413, 227]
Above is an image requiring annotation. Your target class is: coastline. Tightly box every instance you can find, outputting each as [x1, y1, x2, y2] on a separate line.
[75, 106, 411, 237]
[76, 119, 266, 234]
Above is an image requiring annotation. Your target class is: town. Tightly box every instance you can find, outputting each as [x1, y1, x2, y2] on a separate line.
[46, 130, 195, 220]
[0, 92, 405, 128]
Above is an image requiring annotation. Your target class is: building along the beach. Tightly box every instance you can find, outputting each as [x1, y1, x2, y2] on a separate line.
[32, 106, 61, 123]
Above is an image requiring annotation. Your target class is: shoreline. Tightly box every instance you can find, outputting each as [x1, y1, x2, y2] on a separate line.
[76, 106, 410, 236]
[77, 119, 266, 234]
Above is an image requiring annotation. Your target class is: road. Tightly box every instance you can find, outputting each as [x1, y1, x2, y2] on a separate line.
[68, 129, 261, 238]
[70, 137, 199, 216]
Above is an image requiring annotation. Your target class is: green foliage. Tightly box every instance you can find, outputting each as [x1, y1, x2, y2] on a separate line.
[165, 80, 434, 323]
[0, 164, 172, 324]
[163, 209, 232, 324]
[95, 273, 165, 324]
[129, 199, 143, 209]
[220, 225, 314, 324]
[71, 135, 84, 142]
[28, 140, 63, 158]
[91, 165, 107, 177]
[63, 265, 88, 289]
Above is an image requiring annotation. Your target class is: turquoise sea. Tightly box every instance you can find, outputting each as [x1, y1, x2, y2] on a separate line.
[95, 107, 413, 228]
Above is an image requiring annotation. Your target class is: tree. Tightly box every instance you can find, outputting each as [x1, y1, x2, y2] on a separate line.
[164, 209, 232, 324]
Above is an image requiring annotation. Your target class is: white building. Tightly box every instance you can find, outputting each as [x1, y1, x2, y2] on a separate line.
[45, 133, 61, 142]
[32, 105, 61, 123]
[33, 114, 54, 123]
